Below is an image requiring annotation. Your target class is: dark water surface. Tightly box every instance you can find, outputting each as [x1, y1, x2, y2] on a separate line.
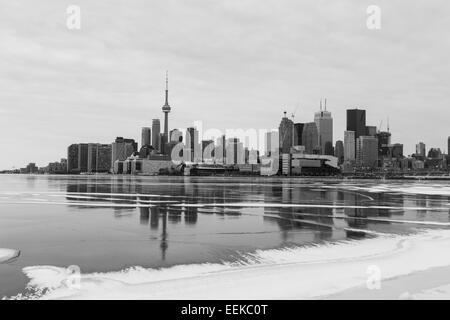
[1, 174, 449, 297]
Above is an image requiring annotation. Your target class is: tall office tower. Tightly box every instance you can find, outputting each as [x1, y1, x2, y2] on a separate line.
[96, 144, 112, 172]
[294, 123, 305, 146]
[366, 126, 377, 136]
[185, 127, 199, 162]
[314, 100, 333, 155]
[170, 129, 183, 142]
[202, 140, 214, 161]
[356, 136, 379, 168]
[87, 143, 99, 173]
[347, 109, 366, 153]
[78, 143, 89, 173]
[302, 122, 319, 154]
[215, 135, 226, 164]
[416, 142, 426, 158]
[141, 127, 151, 147]
[278, 112, 294, 154]
[265, 131, 279, 156]
[335, 140, 344, 165]
[344, 131, 356, 161]
[375, 131, 392, 158]
[67, 144, 79, 173]
[152, 119, 161, 152]
[162, 72, 171, 143]
[226, 138, 244, 165]
[391, 143, 404, 159]
[448, 137, 450, 155]
[111, 137, 136, 168]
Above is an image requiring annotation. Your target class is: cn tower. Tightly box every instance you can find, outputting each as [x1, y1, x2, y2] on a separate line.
[162, 71, 171, 142]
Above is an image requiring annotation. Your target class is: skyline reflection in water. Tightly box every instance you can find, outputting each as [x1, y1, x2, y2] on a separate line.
[0, 175, 450, 297]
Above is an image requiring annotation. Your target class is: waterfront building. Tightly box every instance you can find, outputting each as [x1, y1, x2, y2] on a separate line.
[302, 122, 319, 154]
[334, 140, 344, 165]
[344, 131, 356, 162]
[202, 139, 214, 162]
[141, 127, 151, 147]
[346, 109, 366, 140]
[375, 131, 392, 158]
[390, 143, 404, 159]
[96, 144, 112, 172]
[78, 143, 89, 173]
[226, 138, 245, 165]
[415, 142, 426, 158]
[314, 100, 333, 155]
[428, 148, 442, 159]
[67, 144, 79, 173]
[356, 136, 378, 168]
[111, 137, 137, 170]
[87, 143, 98, 173]
[185, 127, 200, 162]
[294, 123, 304, 147]
[278, 112, 294, 154]
[152, 119, 161, 152]
[265, 131, 278, 156]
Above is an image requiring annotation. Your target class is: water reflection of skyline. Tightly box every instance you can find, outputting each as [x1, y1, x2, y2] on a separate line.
[60, 176, 450, 260]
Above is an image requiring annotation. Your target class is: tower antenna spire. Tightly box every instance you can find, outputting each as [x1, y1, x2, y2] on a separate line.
[320, 99, 322, 111]
[164, 70, 169, 105]
[324, 98, 327, 111]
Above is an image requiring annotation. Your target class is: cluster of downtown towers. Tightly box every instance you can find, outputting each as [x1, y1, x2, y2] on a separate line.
[64, 75, 450, 174]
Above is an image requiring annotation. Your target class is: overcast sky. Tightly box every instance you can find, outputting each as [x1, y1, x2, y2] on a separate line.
[1, 0, 449, 169]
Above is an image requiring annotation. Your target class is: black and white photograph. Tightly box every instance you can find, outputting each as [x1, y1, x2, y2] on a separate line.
[1, 0, 450, 311]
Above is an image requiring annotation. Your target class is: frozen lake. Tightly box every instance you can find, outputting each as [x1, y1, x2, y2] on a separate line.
[1, 175, 450, 299]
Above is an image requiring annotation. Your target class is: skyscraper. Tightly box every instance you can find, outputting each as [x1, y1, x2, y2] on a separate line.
[87, 143, 98, 173]
[111, 137, 136, 169]
[293, 123, 304, 146]
[314, 100, 333, 155]
[185, 127, 199, 162]
[170, 129, 183, 142]
[335, 140, 344, 165]
[356, 136, 378, 168]
[96, 144, 112, 172]
[344, 131, 356, 162]
[78, 143, 89, 173]
[278, 112, 294, 154]
[152, 119, 161, 152]
[162, 71, 171, 143]
[302, 122, 319, 154]
[347, 109, 366, 152]
[448, 137, 450, 155]
[416, 142, 426, 158]
[141, 127, 151, 147]
[67, 144, 79, 173]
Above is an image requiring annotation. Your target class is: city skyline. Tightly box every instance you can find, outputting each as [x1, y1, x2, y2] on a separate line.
[1, 0, 450, 169]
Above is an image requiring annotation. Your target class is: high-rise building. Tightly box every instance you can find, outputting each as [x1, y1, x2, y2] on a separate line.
[202, 140, 214, 161]
[141, 127, 151, 147]
[152, 119, 161, 152]
[87, 143, 98, 173]
[334, 140, 344, 165]
[448, 137, 450, 155]
[78, 143, 89, 173]
[366, 126, 377, 136]
[293, 123, 304, 146]
[344, 131, 356, 162]
[390, 143, 404, 159]
[356, 136, 378, 168]
[314, 100, 333, 155]
[214, 134, 226, 164]
[111, 137, 136, 169]
[67, 144, 79, 173]
[416, 142, 426, 158]
[347, 109, 366, 152]
[185, 127, 200, 162]
[302, 122, 319, 154]
[226, 138, 244, 165]
[265, 131, 278, 156]
[162, 72, 171, 143]
[96, 144, 112, 172]
[428, 148, 442, 159]
[375, 131, 392, 158]
[278, 112, 294, 154]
